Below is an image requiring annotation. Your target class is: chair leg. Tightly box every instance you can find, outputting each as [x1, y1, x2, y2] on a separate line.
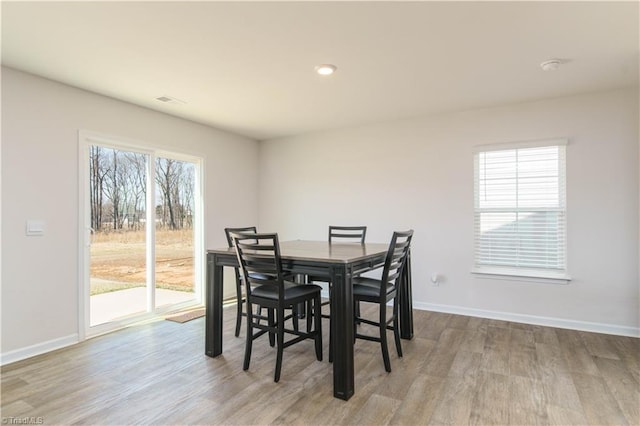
[380, 305, 391, 372]
[274, 307, 285, 382]
[292, 305, 299, 332]
[393, 299, 403, 358]
[235, 284, 243, 337]
[267, 308, 276, 347]
[256, 305, 262, 325]
[314, 295, 323, 361]
[243, 302, 254, 371]
[306, 300, 313, 333]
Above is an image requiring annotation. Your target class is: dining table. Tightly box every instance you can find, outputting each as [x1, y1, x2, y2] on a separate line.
[205, 239, 414, 401]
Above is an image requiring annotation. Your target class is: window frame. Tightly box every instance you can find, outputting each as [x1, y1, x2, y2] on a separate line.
[472, 139, 571, 282]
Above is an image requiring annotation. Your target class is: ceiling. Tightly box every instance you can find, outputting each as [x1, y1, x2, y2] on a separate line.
[2, 1, 638, 141]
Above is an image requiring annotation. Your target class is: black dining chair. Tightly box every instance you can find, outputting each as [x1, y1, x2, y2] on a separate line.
[307, 225, 367, 361]
[307, 226, 368, 292]
[233, 232, 323, 382]
[328, 225, 367, 244]
[225, 227, 261, 337]
[352, 230, 413, 372]
[310, 225, 367, 291]
[226, 227, 301, 337]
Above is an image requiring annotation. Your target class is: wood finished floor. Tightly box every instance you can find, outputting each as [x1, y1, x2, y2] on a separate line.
[2, 306, 638, 425]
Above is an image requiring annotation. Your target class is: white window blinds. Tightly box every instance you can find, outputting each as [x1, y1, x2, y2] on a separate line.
[473, 141, 568, 279]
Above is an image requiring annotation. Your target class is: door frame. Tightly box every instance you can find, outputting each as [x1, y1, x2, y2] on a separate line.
[78, 130, 204, 339]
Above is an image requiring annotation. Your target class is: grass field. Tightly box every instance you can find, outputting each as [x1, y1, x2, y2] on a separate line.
[90, 229, 194, 295]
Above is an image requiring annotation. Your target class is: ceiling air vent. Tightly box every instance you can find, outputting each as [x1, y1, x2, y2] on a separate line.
[155, 95, 186, 105]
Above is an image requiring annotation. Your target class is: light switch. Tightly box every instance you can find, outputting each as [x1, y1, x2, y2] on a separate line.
[26, 220, 45, 236]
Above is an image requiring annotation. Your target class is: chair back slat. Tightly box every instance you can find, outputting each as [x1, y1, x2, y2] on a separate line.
[387, 270, 401, 283]
[225, 226, 258, 247]
[329, 226, 367, 244]
[233, 232, 285, 296]
[379, 230, 414, 299]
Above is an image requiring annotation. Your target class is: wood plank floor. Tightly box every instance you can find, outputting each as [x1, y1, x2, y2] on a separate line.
[2, 306, 638, 425]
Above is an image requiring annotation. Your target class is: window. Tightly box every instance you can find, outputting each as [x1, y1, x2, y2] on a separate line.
[473, 140, 569, 280]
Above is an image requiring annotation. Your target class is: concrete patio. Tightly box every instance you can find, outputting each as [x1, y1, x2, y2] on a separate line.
[90, 287, 196, 326]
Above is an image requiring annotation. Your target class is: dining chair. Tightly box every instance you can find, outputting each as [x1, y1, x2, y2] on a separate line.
[308, 225, 367, 361]
[307, 225, 367, 297]
[233, 232, 323, 382]
[352, 230, 413, 372]
[328, 225, 367, 244]
[225, 227, 260, 337]
[226, 227, 301, 338]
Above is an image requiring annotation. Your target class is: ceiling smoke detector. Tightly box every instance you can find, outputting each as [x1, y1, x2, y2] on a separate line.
[540, 59, 562, 71]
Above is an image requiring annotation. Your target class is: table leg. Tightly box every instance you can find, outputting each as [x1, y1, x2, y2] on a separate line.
[205, 253, 224, 357]
[294, 274, 306, 320]
[331, 264, 355, 400]
[399, 252, 414, 340]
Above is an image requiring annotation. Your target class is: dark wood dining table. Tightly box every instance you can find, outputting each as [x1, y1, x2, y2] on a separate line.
[205, 240, 414, 401]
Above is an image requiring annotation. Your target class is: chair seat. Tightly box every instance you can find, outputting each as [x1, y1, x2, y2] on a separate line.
[252, 281, 322, 302]
[248, 272, 269, 280]
[352, 276, 385, 288]
[353, 281, 395, 299]
[248, 272, 297, 282]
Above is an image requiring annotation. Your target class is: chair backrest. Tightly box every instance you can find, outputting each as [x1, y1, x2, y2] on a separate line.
[225, 227, 259, 284]
[379, 230, 414, 298]
[225, 226, 258, 247]
[233, 232, 285, 299]
[328, 226, 367, 244]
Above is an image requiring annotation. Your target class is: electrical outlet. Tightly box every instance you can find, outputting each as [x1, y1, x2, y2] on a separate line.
[430, 273, 440, 286]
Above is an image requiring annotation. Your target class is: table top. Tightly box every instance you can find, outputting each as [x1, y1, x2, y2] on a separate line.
[208, 240, 389, 264]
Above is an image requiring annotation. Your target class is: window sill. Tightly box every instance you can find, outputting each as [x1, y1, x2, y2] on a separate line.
[471, 267, 571, 284]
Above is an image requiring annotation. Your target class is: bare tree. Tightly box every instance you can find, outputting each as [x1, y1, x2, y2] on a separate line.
[117, 152, 146, 229]
[156, 158, 178, 230]
[179, 164, 195, 228]
[155, 158, 195, 230]
[89, 145, 109, 231]
[99, 148, 147, 231]
[94, 150, 194, 233]
[108, 149, 121, 229]
[125, 152, 147, 230]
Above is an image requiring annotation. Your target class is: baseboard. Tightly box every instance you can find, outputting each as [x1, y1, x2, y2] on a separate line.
[2, 303, 635, 366]
[1, 334, 79, 366]
[414, 302, 640, 338]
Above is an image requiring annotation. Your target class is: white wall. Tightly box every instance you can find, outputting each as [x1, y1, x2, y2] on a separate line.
[259, 88, 639, 335]
[1, 67, 259, 356]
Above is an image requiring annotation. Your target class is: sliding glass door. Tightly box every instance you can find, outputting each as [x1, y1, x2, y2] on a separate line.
[88, 146, 149, 325]
[79, 132, 203, 336]
[154, 157, 198, 309]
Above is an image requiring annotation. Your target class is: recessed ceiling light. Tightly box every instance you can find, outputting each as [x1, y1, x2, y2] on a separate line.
[315, 64, 337, 76]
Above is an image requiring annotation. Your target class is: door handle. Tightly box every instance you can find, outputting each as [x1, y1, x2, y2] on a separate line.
[86, 227, 95, 247]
